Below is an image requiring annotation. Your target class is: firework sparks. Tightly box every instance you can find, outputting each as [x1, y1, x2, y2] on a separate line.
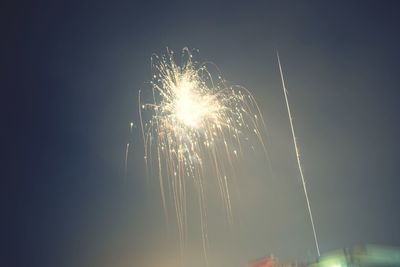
[139, 48, 267, 258]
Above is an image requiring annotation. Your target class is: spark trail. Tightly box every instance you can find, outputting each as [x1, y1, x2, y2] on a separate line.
[277, 52, 321, 257]
[139, 48, 267, 260]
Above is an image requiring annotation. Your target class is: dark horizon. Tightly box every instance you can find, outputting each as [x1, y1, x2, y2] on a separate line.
[6, 1, 400, 266]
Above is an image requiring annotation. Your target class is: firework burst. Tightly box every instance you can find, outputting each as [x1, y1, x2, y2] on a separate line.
[139, 48, 267, 258]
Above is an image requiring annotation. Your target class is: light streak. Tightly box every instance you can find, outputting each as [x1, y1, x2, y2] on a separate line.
[125, 123, 134, 179]
[277, 51, 321, 257]
[125, 143, 130, 178]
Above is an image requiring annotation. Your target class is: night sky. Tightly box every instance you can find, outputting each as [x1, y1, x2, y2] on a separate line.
[6, 1, 400, 267]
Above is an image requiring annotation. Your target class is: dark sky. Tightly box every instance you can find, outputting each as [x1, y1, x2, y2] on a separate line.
[6, 1, 400, 267]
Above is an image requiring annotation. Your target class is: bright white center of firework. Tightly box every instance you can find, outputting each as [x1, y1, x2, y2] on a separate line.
[174, 78, 216, 128]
